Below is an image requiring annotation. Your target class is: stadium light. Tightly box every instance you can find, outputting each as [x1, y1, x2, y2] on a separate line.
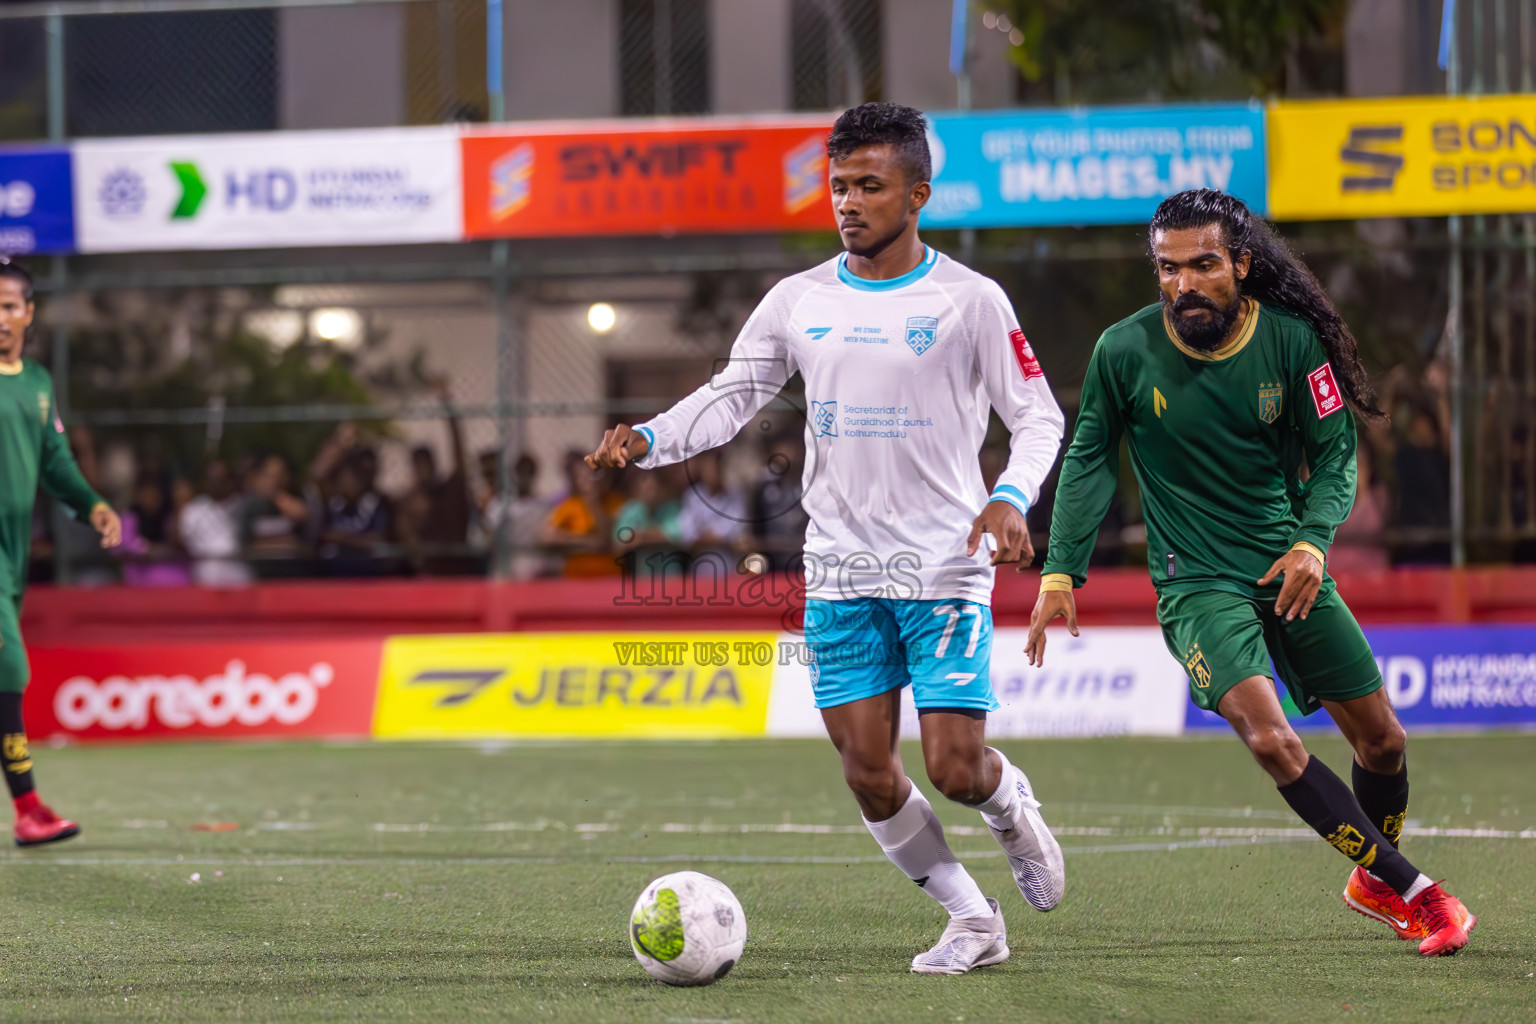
[311, 307, 363, 347]
[587, 302, 617, 333]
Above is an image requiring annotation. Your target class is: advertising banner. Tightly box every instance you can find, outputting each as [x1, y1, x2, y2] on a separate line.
[1184, 624, 1536, 730]
[24, 639, 383, 742]
[461, 117, 835, 239]
[1268, 95, 1536, 220]
[73, 127, 462, 253]
[373, 631, 778, 739]
[0, 148, 75, 255]
[766, 627, 1189, 739]
[923, 103, 1267, 227]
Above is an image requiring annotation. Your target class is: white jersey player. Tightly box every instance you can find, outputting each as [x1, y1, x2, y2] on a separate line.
[589, 102, 1066, 974]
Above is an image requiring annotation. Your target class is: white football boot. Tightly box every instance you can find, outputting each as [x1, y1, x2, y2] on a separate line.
[910, 897, 1009, 975]
[988, 765, 1065, 911]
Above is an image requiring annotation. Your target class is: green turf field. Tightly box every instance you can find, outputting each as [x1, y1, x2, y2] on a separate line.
[0, 733, 1530, 1022]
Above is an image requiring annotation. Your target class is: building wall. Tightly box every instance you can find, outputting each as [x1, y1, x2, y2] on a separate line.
[712, 0, 792, 114]
[278, 6, 405, 130]
[502, 0, 619, 120]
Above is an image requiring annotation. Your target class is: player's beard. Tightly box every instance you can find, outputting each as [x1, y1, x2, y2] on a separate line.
[1165, 290, 1243, 351]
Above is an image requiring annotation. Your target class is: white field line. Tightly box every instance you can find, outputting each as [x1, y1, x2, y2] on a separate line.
[0, 836, 1316, 869]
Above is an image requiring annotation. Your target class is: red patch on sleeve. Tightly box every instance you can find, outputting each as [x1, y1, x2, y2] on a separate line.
[1307, 362, 1344, 419]
[1009, 328, 1044, 380]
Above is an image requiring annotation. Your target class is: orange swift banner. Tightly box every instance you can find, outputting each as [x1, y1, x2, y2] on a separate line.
[461, 116, 835, 239]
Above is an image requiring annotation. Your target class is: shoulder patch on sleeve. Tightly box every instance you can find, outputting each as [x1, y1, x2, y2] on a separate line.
[1307, 362, 1344, 419]
[1009, 328, 1044, 380]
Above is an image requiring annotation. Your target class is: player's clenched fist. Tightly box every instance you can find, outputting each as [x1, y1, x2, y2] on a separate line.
[586, 424, 650, 469]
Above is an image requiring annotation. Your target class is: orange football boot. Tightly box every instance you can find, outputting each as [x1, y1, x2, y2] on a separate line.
[1343, 866, 1422, 939]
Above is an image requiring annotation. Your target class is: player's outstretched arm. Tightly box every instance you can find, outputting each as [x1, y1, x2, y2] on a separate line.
[586, 425, 651, 470]
[1025, 587, 1078, 667]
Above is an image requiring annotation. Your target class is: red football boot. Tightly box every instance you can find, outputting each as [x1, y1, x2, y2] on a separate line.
[14, 794, 81, 847]
[1408, 882, 1473, 957]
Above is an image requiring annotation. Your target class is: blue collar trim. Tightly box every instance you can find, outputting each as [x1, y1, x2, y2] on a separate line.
[837, 247, 937, 291]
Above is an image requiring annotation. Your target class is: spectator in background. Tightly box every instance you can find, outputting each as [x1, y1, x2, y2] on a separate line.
[615, 469, 685, 587]
[473, 450, 551, 580]
[317, 452, 392, 575]
[116, 470, 190, 586]
[542, 453, 624, 577]
[678, 449, 749, 561]
[1392, 404, 1452, 565]
[240, 453, 310, 571]
[751, 434, 809, 570]
[179, 460, 251, 586]
[396, 378, 473, 574]
[1328, 440, 1390, 574]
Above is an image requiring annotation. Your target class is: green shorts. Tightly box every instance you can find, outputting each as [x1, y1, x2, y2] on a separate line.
[0, 594, 27, 693]
[1157, 584, 1381, 717]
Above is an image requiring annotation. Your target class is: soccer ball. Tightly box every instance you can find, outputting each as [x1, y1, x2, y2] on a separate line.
[629, 870, 746, 986]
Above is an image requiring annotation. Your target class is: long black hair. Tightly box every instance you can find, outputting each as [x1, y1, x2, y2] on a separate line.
[0, 255, 34, 301]
[1149, 189, 1384, 420]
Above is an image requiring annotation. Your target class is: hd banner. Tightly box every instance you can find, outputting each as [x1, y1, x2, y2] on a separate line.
[1184, 624, 1536, 730]
[373, 632, 778, 740]
[923, 103, 1267, 227]
[1268, 95, 1536, 219]
[72, 127, 462, 252]
[460, 117, 834, 239]
[0, 147, 75, 255]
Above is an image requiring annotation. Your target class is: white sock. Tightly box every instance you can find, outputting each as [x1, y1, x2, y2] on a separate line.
[1404, 873, 1434, 902]
[969, 748, 1019, 827]
[864, 782, 991, 921]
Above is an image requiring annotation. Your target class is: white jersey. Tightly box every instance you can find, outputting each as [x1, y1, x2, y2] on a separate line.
[634, 246, 1064, 603]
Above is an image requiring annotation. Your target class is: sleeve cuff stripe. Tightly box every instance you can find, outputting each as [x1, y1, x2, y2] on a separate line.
[636, 425, 656, 458]
[989, 484, 1030, 514]
[989, 492, 1028, 517]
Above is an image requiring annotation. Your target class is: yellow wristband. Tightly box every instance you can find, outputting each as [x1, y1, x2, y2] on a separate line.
[1290, 541, 1326, 566]
[1039, 572, 1075, 593]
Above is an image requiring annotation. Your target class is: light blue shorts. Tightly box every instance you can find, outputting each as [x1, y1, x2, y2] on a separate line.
[804, 597, 997, 712]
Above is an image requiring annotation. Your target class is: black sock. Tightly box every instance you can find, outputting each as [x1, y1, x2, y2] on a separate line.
[1277, 755, 1420, 896]
[1352, 759, 1409, 849]
[0, 692, 35, 800]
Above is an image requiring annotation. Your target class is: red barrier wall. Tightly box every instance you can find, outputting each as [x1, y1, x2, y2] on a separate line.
[18, 567, 1536, 645]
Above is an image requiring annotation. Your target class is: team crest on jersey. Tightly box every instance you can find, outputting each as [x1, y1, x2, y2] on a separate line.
[1185, 643, 1212, 689]
[812, 400, 838, 437]
[1258, 384, 1283, 424]
[1308, 362, 1345, 419]
[1009, 329, 1044, 379]
[904, 316, 938, 355]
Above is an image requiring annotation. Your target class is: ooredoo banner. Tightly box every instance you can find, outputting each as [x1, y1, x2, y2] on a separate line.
[924, 103, 1267, 227]
[373, 632, 778, 739]
[72, 127, 462, 253]
[25, 640, 382, 741]
[1268, 95, 1536, 220]
[461, 117, 834, 239]
[0, 147, 75, 255]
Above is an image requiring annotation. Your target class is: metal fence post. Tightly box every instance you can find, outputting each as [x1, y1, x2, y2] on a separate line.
[46, 11, 65, 139]
[491, 239, 511, 579]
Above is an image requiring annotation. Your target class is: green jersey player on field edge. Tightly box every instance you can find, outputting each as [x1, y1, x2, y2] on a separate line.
[1024, 190, 1475, 957]
[0, 257, 121, 847]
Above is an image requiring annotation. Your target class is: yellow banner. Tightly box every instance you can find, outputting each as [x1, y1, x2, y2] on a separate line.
[373, 632, 778, 740]
[1269, 95, 1536, 219]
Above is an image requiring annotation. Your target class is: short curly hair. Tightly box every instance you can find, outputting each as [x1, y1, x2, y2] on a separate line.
[827, 102, 931, 184]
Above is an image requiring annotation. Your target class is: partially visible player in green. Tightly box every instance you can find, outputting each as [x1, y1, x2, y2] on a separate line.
[0, 257, 120, 846]
[1024, 190, 1475, 957]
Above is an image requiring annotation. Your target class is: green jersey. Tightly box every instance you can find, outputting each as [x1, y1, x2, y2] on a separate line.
[1043, 299, 1356, 598]
[0, 361, 102, 597]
